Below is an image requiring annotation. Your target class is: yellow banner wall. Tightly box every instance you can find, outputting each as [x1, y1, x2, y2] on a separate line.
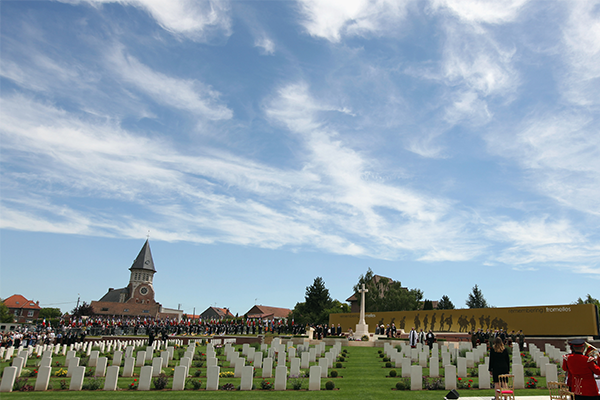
[329, 304, 598, 336]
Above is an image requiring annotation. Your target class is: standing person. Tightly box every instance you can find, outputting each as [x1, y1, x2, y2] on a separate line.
[518, 330, 525, 351]
[489, 337, 510, 400]
[409, 327, 418, 348]
[426, 330, 436, 350]
[562, 339, 600, 400]
[418, 329, 426, 345]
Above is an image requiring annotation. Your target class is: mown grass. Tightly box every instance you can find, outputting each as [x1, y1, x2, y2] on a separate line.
[1, 345, 553, 399]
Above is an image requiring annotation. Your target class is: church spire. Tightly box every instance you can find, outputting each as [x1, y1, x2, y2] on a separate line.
[129, 239, 156, 272]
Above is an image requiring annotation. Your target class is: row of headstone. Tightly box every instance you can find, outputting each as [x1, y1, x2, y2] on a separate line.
[0, 337, 336, 392]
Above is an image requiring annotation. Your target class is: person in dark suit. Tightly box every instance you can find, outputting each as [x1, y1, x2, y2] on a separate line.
[489, 337, 510, 400]
[337, 324, 342, 336]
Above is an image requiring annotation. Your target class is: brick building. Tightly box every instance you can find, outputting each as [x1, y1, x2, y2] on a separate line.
[90, 240, 182, 321]
[3, 294, 41, 323]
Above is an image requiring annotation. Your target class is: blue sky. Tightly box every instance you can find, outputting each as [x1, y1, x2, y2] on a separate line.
[1, 0, 599, 317]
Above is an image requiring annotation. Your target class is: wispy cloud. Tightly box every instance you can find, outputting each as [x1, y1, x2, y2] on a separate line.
[430, 0, 530, 25]
[297, 0, 410, 42]
[254, 35, 275, 55]
[486, 110, 600, 216]
[107, 45, 233, 120]
[559, 1, 600, 106]
[63, 0, 232, 42]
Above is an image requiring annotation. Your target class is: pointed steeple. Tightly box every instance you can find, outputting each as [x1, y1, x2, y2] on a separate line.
[129, 239, 156, 272]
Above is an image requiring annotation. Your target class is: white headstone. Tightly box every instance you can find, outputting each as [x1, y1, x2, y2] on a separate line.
[513, 364, 524, 389]
[104, 366, 120, 391]
[69, 366, 85, 390]
[291, 357, 300, 377]
[445, 365, 457, 390]
[206, 366, 220, 391]
[123, 357, 135, 377]
[138, 366, 153, 391]
[241, 366, 254, 390]
[402, 357, 412, 377]
[152, 357, 163, 376]
[136, 351, 146, 367]
[172, 366, 187, 391]
[34, 366, 52, 391]
[275, 366, 287, 390]
[96, 357, 108, 377]
[319, 357, 328, 378]
[262, 357, 273, 378]
[430, 357, 439, 377]
[309, 365, 321, 390]
[253, 352, 263, 369]
[411, 365, 422, 390]
[478, 364, 490, 389]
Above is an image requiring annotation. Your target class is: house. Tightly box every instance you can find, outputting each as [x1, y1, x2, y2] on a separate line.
[3, 294, 41, 324]
[245, 305, 291, 320]
[200, 306, 234, 321]
[90, 240, 183, 321]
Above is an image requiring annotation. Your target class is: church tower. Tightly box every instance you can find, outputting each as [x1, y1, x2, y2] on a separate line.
[127, 239, 156, 303]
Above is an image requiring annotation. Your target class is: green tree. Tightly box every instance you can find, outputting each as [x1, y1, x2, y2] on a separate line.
[71, 301, 94, 317]
[466, 285, 489, 308]
[0, 300, 14, 323]
[423, 299, 434, 310]
[437, 295, 455, 310]
[575, 294, 600, 319]
[353, 268, 423, 312]
[290, 277, 335, 325]
[39, 307, 62, 320]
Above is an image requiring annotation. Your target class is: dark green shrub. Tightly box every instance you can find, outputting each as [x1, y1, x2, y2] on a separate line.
[389, 369, 397, 377]
[336, 362, 342, 368]
[379, 353, 384, 358]
[325, 380, 335, 390]
[385, 362, 392, 368]
[330, 370, 338, 377]
[383, 357, 390, 362]
[153, 373, 169, 390]
[396, 378, 410, 390]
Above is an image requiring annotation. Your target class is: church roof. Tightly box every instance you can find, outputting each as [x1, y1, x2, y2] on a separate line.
[129, 239, 156, 272]
[98, 287, 129, 302]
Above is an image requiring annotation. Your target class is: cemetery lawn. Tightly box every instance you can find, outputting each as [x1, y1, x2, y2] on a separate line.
[1, 346, 552, 399]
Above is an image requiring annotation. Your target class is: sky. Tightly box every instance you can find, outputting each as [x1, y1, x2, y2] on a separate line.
[1, 0, 599, 317]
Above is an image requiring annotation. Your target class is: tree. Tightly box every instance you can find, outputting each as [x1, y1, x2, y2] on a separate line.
[290, 277, 334, 326]
[71, 301, 94, 317]
[575, 294, 600, 320]
[437, 295, 455, 310]
[423, 299, 434, 310]
[466, 285, 489, 308]
[39, 307, 62, 320]
[0, 300, 14, 323]
[353, 268, 423, 312]
[305, 277, 332, 316]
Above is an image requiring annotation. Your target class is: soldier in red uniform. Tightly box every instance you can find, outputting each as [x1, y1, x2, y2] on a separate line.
[562, 339, 600, 400]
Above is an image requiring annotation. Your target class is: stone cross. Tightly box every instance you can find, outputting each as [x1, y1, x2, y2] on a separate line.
[359, 284, 369, 325]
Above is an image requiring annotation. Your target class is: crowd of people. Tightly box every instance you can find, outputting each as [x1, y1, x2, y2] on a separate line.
[470, 328, 526, 350]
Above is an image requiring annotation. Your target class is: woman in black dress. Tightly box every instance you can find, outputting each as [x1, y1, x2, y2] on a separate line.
[489, 337, 510, 400]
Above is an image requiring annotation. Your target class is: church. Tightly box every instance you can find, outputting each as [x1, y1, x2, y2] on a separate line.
[90, 240, 182, 321]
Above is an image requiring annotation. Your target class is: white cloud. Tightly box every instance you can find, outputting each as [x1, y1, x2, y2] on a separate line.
[254, 35, 275, 55]
[486, 111, 600, 216]
[559, 1, 600, 106]
[107, 46, 233, 120]
[64, 0, 232, 42]
[430, 0, 530, 25]
[297, 0, 410, 42]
